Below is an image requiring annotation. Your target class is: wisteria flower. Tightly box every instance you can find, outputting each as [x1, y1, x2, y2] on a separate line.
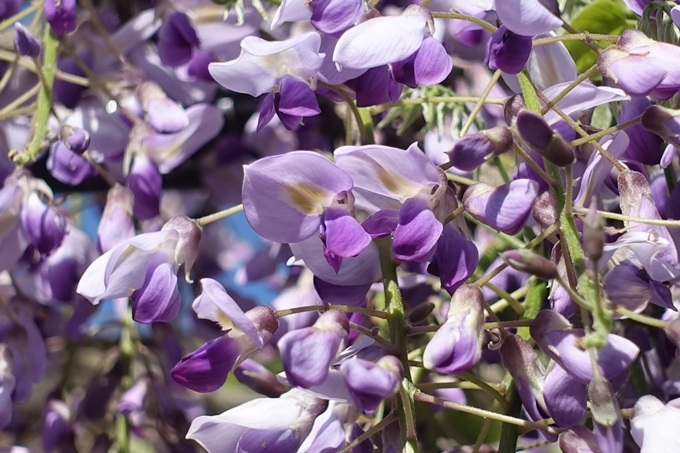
[209, 32, 324, 130]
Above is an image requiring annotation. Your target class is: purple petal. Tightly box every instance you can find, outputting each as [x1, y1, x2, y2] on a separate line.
[334, 143, 440, 207]
[279, 327, 343, 388]
[142, 103, 224, 173]
[277, 75, 321, 117]
[495, 0, 563, 36]
[243, 151, 353, 244]
[193, 278, 262, 348]
[352, 66, 404, 108]
[145, 97, 190, 133]
[131, 259, 180, 323]
[170, 335, 239, 393]
[543, 364, 587, 428]
[341, 357, 401, 412]
[392, 36, 452, 88]
[289, 235, 382, 286]
[463, 179, 539, 235]
[428, 226, 479, 294]
[44, 0, 77, 35]
[392, 197, 442, 262]
[158, 12, 199, 67]
[361, 210, 399, 239]
[14, 22, 40, 58]
[321, 206, 371, 259]
[237, 428, 299, 453]
[127, 153, 162, 220]
[310, 0, 363, 34]
[485, 26, 532, 74]
[47, 142, 95, 186]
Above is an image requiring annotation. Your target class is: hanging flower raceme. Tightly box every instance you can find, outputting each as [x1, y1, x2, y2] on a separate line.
[242, 151, 370, 273]
[76, 216, 202, 323]
[208, 32, 324, 131]
[170, 279, 279, 393]
[333, 5, 452, 88]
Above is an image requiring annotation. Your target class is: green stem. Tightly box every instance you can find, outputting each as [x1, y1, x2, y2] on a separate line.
[276, 304, 388, 319]
[318, 81, 371, 145]
[375, 237, 418, 452]
[196, 204, 244, 226]
[572, 206, 680, 228]
[532, 34, 619, 46]
[460, 69, 503, 137]
[414, 391, 559, 434]
[615, 306, 669, 329]
[430, 12, 498, 33]
[116, 303, 135, 453]
[12, 26, 59, 165]
[569, 116, 642, 147]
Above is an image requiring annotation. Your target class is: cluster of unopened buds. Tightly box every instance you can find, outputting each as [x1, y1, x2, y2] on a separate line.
[3, 0, 680, 452]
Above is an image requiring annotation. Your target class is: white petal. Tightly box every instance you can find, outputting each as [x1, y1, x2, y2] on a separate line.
[333, 15, 428, 69]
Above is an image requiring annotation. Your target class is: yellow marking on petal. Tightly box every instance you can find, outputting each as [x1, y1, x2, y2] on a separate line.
[282, 180, 331, 215]
[217, 311, 235, 331]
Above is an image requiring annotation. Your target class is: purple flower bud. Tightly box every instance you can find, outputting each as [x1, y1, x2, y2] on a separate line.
[516, 110, 576, 167]
[158, 12, 200, 67]
[279, 310, 349, 388]
[463, 179, 539, 235]
[127, 154, 161, 220]
[44, 0, 77, 35]
[485, 26, 532, 74]
[640, 105, 680, 147]
[341, 355, 402, 412]
[13, 23, 40, 58]
[58, 126, 90, 155]
[501, 249, 559, 280]
[47, 142, 95, 186]
[447, 126, 514, 172]
[423, 285, 485, 374]
[234, 359, 286, 398]
[21, 192, 68, 257]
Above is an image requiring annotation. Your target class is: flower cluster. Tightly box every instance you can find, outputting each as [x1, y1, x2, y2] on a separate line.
[1, 0, 680, 452]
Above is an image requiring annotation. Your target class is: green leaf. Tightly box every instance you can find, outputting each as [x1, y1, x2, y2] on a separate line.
[563, 0, 629, 73]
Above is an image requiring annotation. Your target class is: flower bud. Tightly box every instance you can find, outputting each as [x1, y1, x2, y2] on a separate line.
[516, 110, 576, 167]
[13, 23, 40, 58]
[97, 185, 135, 253]
[158, 11, 199, 67]
[558, 426, 600, 453]
[59, 126, 90, 155]
[127, 153, 161, 219]
[21, 192, 68, 257]
[407, 302, 435, 324]
[42, 397, 71, 452]
[583, 201, 604, 261]
[501, 249, 559, 280]
[44, 0, 77, 35]
[447, 127, 513, 171]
